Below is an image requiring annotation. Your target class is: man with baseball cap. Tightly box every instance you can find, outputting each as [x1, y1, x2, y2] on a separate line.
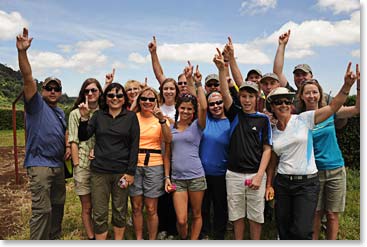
[205, 73, 220, 93]
[245, 69, 263, 84]
[17, 27, 70, 239]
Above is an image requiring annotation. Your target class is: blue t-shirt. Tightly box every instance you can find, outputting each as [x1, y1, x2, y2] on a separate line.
[199, 114, 230, 176]
[171, 119, 205, 179]
[312, 114, 344, 170]
[24, 92, 66, 168]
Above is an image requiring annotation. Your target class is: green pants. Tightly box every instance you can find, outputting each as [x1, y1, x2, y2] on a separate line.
[27, 166, 66, 240]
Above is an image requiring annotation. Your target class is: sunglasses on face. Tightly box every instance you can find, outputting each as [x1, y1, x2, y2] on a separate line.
[43, 85, 62, 92]
[272, 99, 292, 106]
[208, 100, 223, 107]
[84, 88, 99, 94]
[107, 93, 124, 99]
[126, 87, 139, 92]
[177, 81, 187, 86]
[206, 83, 220, 87]
[140, 96, 156, 102]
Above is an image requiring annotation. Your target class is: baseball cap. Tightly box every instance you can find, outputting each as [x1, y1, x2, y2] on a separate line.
[266, 87, 295, 103]
[293, 64, 312, 74]
[205, 74, 219, 85]
[239, 81, 259, 92]
[246, 69, 262, 80]
[260, 73, 279, 84]
[42, 77, 62, 87]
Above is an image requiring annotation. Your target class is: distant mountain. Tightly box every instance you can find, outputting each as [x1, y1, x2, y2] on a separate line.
[0, 63, 75, 108]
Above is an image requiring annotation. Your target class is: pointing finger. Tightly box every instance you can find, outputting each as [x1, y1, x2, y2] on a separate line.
[228, 36, 232, 45]
[216, 47, 221, 56]
[153, 36, 156, 43]
[112, 68, 115, 76]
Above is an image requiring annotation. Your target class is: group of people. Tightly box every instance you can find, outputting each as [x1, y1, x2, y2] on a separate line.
[17, 26, 359, 240]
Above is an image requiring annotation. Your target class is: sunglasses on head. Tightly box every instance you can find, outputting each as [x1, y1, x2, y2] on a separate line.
[43, 85, 62, 92]
[140, 96, 156, 102]
[177, 81, 187, 86]
[107, 93, 124, 99]
[84, 88, 99, 94]
[272, 99, 292, 106]
[206, 82, 220, 87]
[208, 100, 223, 107]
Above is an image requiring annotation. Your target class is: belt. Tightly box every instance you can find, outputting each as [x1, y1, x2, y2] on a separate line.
[279, 173, 318, 181]
[139, 149, 161, 154]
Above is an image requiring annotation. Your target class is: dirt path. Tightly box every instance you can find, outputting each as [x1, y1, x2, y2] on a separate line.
[0, 147, 30, 239]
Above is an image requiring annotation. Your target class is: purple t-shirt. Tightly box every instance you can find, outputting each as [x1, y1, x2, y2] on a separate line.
[171, 119, 205, 179]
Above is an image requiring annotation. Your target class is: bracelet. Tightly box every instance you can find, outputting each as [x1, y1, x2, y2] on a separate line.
[195, 81, 202, 88]
[342, 91, 349, 96]
[159, 119, 167, 124]
[163, 176, 170, 180]
[66, 146, 71, 148]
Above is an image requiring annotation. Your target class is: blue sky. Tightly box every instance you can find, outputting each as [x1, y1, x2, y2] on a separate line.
[0, 0, 361, 97]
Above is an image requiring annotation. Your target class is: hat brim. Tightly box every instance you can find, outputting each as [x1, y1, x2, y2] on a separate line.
[239, 85, 259, 93]
[267, 93, 295, 102]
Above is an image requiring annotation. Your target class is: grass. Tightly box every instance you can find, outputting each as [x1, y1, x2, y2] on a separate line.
[0, 129, 25, 147]
[5, 167, 360, 240]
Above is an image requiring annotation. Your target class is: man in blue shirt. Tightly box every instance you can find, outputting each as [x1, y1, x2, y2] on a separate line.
[17, 27, 70, 240]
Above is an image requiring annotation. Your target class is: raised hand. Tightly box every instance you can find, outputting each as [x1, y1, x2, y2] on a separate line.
[142, 77, 148, 88]
[105, 68, 115, 86]
[148, 36, 157, 53]
[279, 29, 291, 46]
[16, 27, 33, 51]
[213, 48, 225, 70]
[151, 105, 164, 121]
[194, 65, 202, 83]
[78, 98, 90, 119]
[184, 60, 194, 79]
[223, 36, 234, 60]
[344, 62, 357, 87]
[356, 63, 360, 90]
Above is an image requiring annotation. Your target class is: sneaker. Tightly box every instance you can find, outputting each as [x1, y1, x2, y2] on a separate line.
[201, 235, 210, 240]
[166, 235, 176, 240]
[157, 231, 168, 240]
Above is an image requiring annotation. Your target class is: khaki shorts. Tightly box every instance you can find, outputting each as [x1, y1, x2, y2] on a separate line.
[73, 165, 91, 196]
[316, 166, 346, 212]
[226, 170, 266, 223]
[171, 176, 207, 192]
[129, 165, 165, 198]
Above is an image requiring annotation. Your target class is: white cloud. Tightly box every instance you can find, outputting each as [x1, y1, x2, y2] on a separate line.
[128, 42, 271, 65]
[351, 49, 360, 57]
[254, 11, 360, 59]
[111, 61, 126, 70]
[316, 0, 360, 14]
[0, 10, 28, 40]
[128, 52, 148, 64]
[28, 39, 114, 74]
[239, 0, 277, 15]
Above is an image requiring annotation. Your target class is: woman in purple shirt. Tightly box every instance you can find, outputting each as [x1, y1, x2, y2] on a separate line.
[166, 66, 207, 240]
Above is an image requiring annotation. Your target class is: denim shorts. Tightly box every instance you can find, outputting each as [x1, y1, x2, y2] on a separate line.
[129, 165, 165, 198]
[316, 166, 346, 212]
[171, 176, 207, 192]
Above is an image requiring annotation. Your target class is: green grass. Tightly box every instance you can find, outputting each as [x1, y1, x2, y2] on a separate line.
[5, 168, 360, 240]
[0, 129, 25, 147]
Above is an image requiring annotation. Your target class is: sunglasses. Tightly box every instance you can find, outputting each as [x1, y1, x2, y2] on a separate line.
[126, 87, 139, 92]
[208, 100, 223, 107]
[177, 81, 187, 86]
[272, 99, 292, 106]
[84, 88, 99, 94]
[107, 93, 124, 99]
[140, 96, 156, 102]
[206, 83, 220, 87]
[43, 85, 62, 92]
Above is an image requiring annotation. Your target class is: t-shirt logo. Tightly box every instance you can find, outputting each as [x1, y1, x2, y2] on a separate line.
[252, 126, 257, 131]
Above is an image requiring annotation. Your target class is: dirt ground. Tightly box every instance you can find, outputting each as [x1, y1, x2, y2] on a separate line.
[0, 147, 30, 239]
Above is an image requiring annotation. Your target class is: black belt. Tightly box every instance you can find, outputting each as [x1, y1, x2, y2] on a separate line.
[139, 149, 162, 166]
[139, 149, 161, 154]
[278, 173, 318, 181]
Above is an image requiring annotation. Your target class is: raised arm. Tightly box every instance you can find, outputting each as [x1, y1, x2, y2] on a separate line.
[16, 27, 36, 101]
[335, 64, 360, 119]
[273, 30, 290, 87]
[194, 65, 207, 129]
[148, 36, 166, 85]
[224, 37, 244, 87]
[184, 61, 197, 96]
[215, 48, 233, 110]
[315, 62, 357, 124]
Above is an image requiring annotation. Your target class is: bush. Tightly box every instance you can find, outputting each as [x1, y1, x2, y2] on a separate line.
[0, 108, 25, 130]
